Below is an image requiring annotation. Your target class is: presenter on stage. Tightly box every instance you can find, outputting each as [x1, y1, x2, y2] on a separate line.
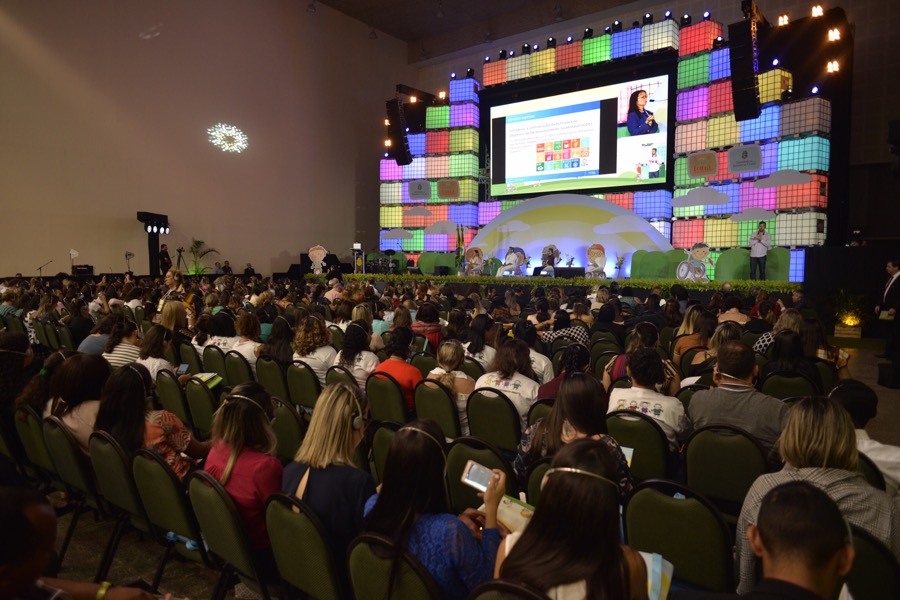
[626, 90, 658, 136]
[749, 221, 771, 281]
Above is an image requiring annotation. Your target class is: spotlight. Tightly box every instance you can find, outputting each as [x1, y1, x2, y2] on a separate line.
[384, 118, 390, 126]
[532, 43, 540, 52]
[778, 14, 790, 26]
[828, 28, 841, 41]
[146, 225, 152, 233]
[703, 11, 711, 20]
[811, 5, 824, 17]
[152, 225, 158, 233]
[643, 13, 653, 25]
[547, 37, 556, 48]
[827, 60, 839, 73]
[680, 14, 691, 26]
[508, 49, 515, 57]
[772, 58, 779, 66]
[521, 43, 531, 54]
[465, 68, 474, 78]
[409, 96, 417, 103]
[811, 85, 819, 94]
[384, 152, 389, 158]
[384, 139, 392, 147]
[632, 21, 640, 29]
[781, 88, 794, 101]
[498, 49, 507, 59]
[664, 10, 672, 20]
[566, 36, 573, 43]
[604, 26, 611, 34]
[450, 72, 457, 79]
[612, 20, 622, 32]
[583, 27, 593, 39]
[484, 55, 490, 63]
[164, 227, 170, 235]
[438, 91, 446, 100]
[713, 36, 725, 48]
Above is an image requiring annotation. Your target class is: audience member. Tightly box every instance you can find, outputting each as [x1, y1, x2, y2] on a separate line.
[101, 318, 142, 369]
[538, 310, 591, 347]
[463, 314, 497, 369]
[411, 302, 442, 351]
[45, 353, 111, 451]
[426, 340, 476, 435]
[256, 313, 295, 367]
[753, 308, 802, 354]
[800, 318, 850, 381]
[686, 321, 743, 379]
[603, 323, 680, 396]
[231, 312, 262, 375]
[333, 320, 379, 389]
[538, 343, 591, 399]
[759, 330, 823, 393]
[371, 327, 422, 410]
[512, 320, 554, 386]
[718, 294, 750, 325]
[475, 338, 540, 428]
[292, 315, 337, 387]
[672, 310, 717, 365]
[590, 304, 627, 348]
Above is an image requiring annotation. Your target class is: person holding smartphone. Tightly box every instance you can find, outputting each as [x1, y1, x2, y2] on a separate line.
[749, 221, 771, 280]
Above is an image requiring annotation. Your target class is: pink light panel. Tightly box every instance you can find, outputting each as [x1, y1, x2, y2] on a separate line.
[672, 219, 706, 249]
[676, 86, 709, 122]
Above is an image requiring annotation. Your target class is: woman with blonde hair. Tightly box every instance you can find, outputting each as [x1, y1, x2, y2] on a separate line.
[752, 308, 804, 354]
[292, 314, 337, 387]
[426, 339, 476, 435]
[352, 303, 385, 351]
[389, 304, 413, 331]
[159, 300, 193, 362]
[282, 382, 375, 582]
[675, 303, 702, 337]
[736, 396, 899, 593]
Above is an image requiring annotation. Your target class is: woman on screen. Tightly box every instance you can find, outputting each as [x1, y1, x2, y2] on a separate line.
[626, 89, 658, 135]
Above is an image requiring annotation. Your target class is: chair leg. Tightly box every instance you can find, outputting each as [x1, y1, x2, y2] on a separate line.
[94, 516, 127, 583]
[211, 567, 232, 600]
[56, 500, 86, 566]
[150, 543, 174, 592]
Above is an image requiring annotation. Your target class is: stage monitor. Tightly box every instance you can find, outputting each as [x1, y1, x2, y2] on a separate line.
[486, 66, 673, 197]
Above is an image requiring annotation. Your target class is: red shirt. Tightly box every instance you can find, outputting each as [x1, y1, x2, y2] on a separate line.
[204, 441, 283, 549]
[373, 358, 424, 410]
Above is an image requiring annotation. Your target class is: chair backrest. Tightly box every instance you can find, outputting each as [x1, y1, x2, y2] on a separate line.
[134, 305, 145, 324]
[461, 357, 485, 380]
[327, 325, 344, 351]
[58, 325, 76, 350]
[741, 331, 763, 349]
[185, 377, 218, 440]
[550, 336, 575, 355]
[156, 370, 193, 430]
[591, 330, 621, 347]
[675, 384, 710, 413]
[225, 351, 255, 386]
[326, 365, 356, 387]
[606, 410, 669, 481]
[550, 347, 566, 377]
[466, 387, 522, 453]
[133, 449, 207, 564]
[412, 334, 428, 353]
[469, 580, 551, 600]
[609, 376, 632, 390]
[525, 457, 552, 506]
[88, 431, 149, 533]
[271, 397, 306, 464]
[446, 437, 516, 513]
[813, 358, 838, 394]
[287, 361, 322, 412]
[187, 471, 265, 584]
[165, 343, 179, 368]
[592, 351, 619, 379]
[759, 371, 819, 400]
[43, 416, 102, 509]
[372, 422, 400, 485]
[32, 319, 50, 348]
[348, 533, 442, 600]
[410, 352, 437, 378]
[179, 342, 203, 375]
[684, 425, 769, 520]
[366, 371, 409, 424]
[414, 380, 461, 439]
[5, 314, 25, 335]
[44, 323, 61, 350]
[257, 357, 289, 401]
[624, 479, 733, 592]
[590, 338, 622, 361]
[841, 525, 900, 600]
[858, 452, 886, 491]
[527, 399, 553, 427]
[202, 345, 229, 387]
[679, 346, 708, 376]
[266, 494, 343, 600]
[14, 407, 57, 476]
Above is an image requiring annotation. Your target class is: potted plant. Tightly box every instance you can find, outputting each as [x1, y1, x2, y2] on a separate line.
[833, 289, 866, 338]
[187, 239, 219, 275]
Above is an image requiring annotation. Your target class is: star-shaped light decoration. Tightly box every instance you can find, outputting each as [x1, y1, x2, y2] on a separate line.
[207, 123, 248, 153]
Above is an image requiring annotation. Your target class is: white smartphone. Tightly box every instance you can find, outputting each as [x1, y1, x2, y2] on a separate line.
[176, 363, 189, 376]
[460, 460, 495, 493]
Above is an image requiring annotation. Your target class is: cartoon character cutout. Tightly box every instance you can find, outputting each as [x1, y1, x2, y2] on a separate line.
[677, 242, 714, 283]
[464, 247, 484, 276]
[308, 245, 327, 275]
[586, 243, 607, 279]
[540, 245, 560, 275]
[498, 246, 526, 277]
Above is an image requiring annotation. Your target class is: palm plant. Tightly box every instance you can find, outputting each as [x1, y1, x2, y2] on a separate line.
[187, 238, 219, 275]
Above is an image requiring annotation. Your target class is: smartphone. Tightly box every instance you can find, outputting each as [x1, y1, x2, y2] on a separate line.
[460, 460, 495, 493]
[176, 363, 189, 376]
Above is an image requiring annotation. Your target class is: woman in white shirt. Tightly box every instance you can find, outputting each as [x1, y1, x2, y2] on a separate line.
[293, 315, 338, 388]
[333, 320, 380, 389]
[231, 312, 262, 376]
[136, 325, 190, 385]
[475, 338, 540, 429]
[427, 339, 476, 435]
[463, 314, 497, 369]
[44, 353, 111, 452]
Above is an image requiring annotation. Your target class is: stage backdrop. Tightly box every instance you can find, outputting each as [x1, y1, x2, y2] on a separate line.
[467, 193, 673, 278]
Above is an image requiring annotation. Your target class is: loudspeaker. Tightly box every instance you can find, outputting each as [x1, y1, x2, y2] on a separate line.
[385, 99, 413, 166]
[434, 266, 450, 276]
[728, 20, 761, 121]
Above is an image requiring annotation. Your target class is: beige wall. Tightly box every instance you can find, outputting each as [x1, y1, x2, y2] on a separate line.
[0, 0, 414, 276]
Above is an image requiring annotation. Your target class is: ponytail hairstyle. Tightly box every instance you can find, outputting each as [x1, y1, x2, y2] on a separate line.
[559, 343, 590, 378]
[104, 319, 138, 354]
[435, 339, 466, 389]
[466, 314, 494, 354]
[15, 349, 77, 413]
[210, 382, 275, 485]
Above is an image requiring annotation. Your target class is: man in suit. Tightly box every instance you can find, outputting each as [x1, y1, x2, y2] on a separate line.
[875, 258, 900, 359]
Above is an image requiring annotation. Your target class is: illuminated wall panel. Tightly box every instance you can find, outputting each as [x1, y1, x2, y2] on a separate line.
[756, 69, 793, 104]
[506, 54, 531, 81]
[704, 183, 740, 215]
[501, 199, 524, 211]
[611, 28, 642, 59]
[425, 234, 455, 252]
[483, 60, 507, 86]
[425, 131, 449, 154]
[705, 219, 738, 248]
[449, 78, 480, 103]
[379, 232, 402, 252]
[422, 182, 440, 203]
[707, 114, 739, 148]
[672, 187, 705, 218]
[379, 205, 402, 228]
[602, 192, 634, 211]
[677, 86, 709, 122]
[400, 182, 414, 204]
[789, 249, 805, 282]
[739, 181, 777, 211]
[780, 97, 832, 137]
[478, 201, 502, 225]
[401, 157, 427, 180]
[706, 250, 722, 280]
[555, 41, 583, 70]
[674, 158, 706, 187]
[677, 53, 710, 89]
[738, 220, 777, 247]
[449, 128, 479, 153]
[775, 211, 826, 246]
[740, 105, 781, 142]
[449, 103, 480, 128]
[634, 190, 673, 220]
[457, 178, 478, 203]
[675, 120, 707, 153]
[672, 219, 706, 249]
[709, 48, 731, 80]
[448, 154, 479, 178]
[679, 21, 722, 57]
[739, 142, 778, 178]
[705, 151, 731, 183]
[582, 35, 611, 65]
[380, 159, 402, 181]
[650, 220, 672, 240]
[380, 182, 402, 205]
[708, 80, 733, 114]
[402, 205, 448, 228]
[402, 230, 425, 253]
[426, 156, 450, 178]
[407, 133, 426, 156]
[449, 204, 478, 227]
[530, 48, 556, 76]
[641, 19, 680, 52]
[425, 106, 450, 129]
[777, 137, 830, 172]
[776, 174, 828, 210]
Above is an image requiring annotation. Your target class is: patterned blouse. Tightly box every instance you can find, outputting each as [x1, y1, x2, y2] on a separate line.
[144, 410, 194, 480]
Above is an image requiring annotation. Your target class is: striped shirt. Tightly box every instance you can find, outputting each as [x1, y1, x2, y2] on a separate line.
[102, 342, 142, 369]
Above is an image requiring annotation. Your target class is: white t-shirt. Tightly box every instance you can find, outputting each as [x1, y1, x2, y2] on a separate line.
[334, 350, 380, 389]
[428, 367, 474, 436]
[230, 339, 261, 375]
[529, 349, 554, 386]
[135, 356, 175, 385]
[608, 387, 688, 447]
[475, 370, 540, 429]
[464, 342, 496, 370]
[293, 345, 338, 387]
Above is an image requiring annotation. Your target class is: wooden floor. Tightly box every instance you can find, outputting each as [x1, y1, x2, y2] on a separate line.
[50, 347, 900, 599]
